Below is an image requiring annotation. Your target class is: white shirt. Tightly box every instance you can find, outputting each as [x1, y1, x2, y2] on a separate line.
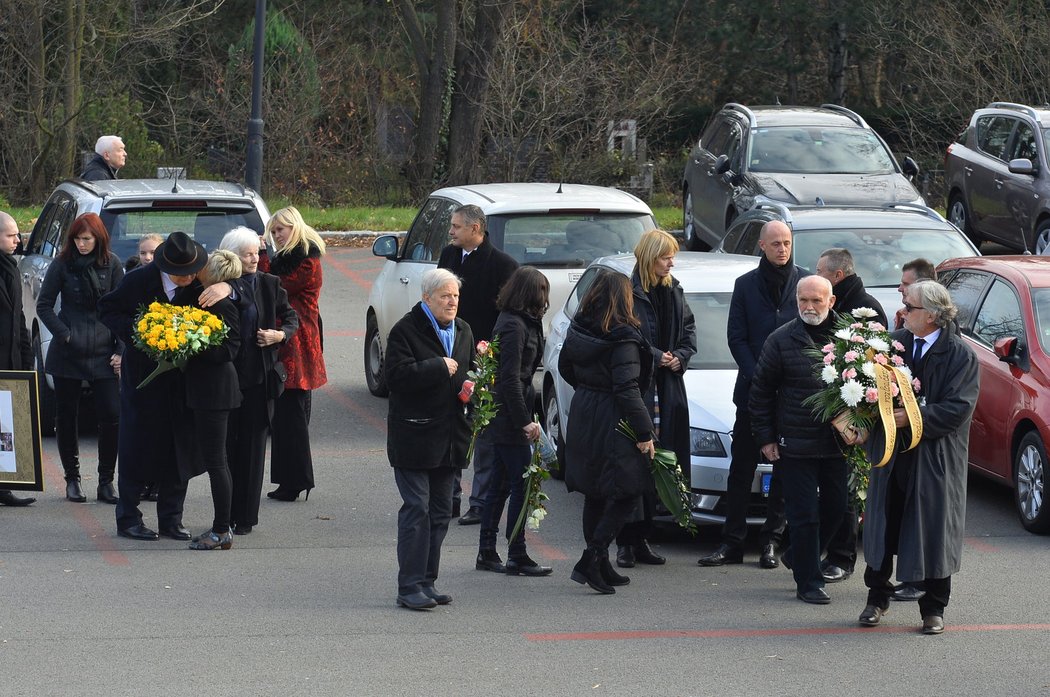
[913, 328, 941, 360]
[160, 272, 179, 301]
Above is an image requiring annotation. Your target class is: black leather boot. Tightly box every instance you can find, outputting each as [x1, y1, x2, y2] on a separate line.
[616, 544, 636, 568]
[600, 555, 631, 586]
[57, 411, 85, 502]
[570, 547, 615, 594]
[66, 479, 86, 502]
[634, 538, 666, 565]
[96, 421, 119, 503]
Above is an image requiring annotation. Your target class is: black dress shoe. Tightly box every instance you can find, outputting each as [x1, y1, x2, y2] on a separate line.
[859, 604, 888, 626]
[458, 506, 482, 525]
[505, 555, 553, 576]
[159, 525, 191, 541]
[233, 524, 253, 535]
[633, 539, 666, 565]
[0, 490, 35, 506]
[759, 543, 779, 569]
[697, 544, 743, 566]
[476, 549, 505, 573]
[921, 615, 944, 635]
[421, 586, 452, 605]
[796, 587, 832, 604]
[65, 479, 87, 503]
[821, 562, 851, 583]
[118, 524, 159, 541]
[616, 544, 636, 568]
[97, 482, 118, 504]
[396, 592, 437, 610]
[893, 583, 926, 601]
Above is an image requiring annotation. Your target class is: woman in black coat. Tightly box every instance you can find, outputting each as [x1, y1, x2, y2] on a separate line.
[558, 272, 655, 595]
[36, 213, 124, 503]
[476, 267, 550, 577]
[616, 229, 696, 567]
[183, 250, 242, 550]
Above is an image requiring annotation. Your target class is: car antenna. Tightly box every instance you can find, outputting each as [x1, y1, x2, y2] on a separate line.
[1022, 226, 1032, 255]
[815, 196, 825, 206]
[556, 182, 563, 194]
[170, 166, 181, 194]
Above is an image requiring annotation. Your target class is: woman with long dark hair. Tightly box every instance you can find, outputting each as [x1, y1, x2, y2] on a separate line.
[475, 266, 551, 577]
[615, 229, 696, 568]
[558, 272, 654, 594]
[37, 213, 124, 503]
[260, 206, 326, 502]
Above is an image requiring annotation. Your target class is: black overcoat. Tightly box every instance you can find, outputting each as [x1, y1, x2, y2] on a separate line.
[0, 254, 32, 371]
[79, 154, 117, 181]
[487, 310, 544, 445]
[437, 237, 518, 342]
[831, 274, 887, 326]
[37, 253, 124, 380]
[631, 270, 696, 472]
[229, 272, 299, 397]
[558, 320, 654, 500]
[385, 302, 473, 470]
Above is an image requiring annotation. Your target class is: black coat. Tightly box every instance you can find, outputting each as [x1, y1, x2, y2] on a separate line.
[0, 254, 32, 371]
[832, 274, 888, 326]
[98, 264, 185, 483]
[181, 292, 242, 412]
[37, 253, 124, 380]
[385, 302, 473, 470]
[749, 315, 842, 458]
[229, 272, 299, 395]
[727, 263, 809, 409]
[488, 310, 544, 445]
[79, 154, 117, 181]
[632, 270, 696, 471]
[558, 320, 654, 500]
[437, 237, 518, 342]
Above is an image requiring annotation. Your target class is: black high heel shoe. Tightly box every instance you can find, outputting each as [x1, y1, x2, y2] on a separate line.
[267, 487, 312, 502]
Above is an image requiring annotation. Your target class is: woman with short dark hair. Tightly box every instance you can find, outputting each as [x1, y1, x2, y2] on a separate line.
[558, 272, 655, 594]
[37, 212, 124, 503]
[475, 266, 551, 577]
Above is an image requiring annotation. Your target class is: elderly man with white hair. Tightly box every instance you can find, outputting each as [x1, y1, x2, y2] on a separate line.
[80, 136, 127, 181]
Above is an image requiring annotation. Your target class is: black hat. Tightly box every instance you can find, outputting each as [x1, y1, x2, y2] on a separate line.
[153, 231, 207, 275]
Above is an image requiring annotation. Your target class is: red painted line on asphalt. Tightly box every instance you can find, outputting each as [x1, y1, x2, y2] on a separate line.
[525, 532, 570, 561]
[40, 450, 130, 567]
[525, 623, 1050, 642]
[323, 254, 374, 291]
[319, 383, 387, 434]
[964, 536, 999, 553]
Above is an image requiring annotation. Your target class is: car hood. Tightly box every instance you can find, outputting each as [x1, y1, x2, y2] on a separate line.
[743, 172, 921, 206]
[684, 369, 737, 433]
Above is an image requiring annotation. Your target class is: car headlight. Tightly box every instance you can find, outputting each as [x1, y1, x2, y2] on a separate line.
[690, 428, 726, 457]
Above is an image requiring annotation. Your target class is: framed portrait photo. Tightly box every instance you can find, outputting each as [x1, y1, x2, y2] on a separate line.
[0, 371, 44, 491]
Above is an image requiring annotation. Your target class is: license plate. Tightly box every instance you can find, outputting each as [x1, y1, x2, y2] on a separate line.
[761, 473, 772, 496]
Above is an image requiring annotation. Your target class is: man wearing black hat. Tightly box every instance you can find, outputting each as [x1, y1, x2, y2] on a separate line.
[99, 231, 208, 540]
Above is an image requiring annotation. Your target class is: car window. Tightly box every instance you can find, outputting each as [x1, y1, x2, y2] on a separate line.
[1008, 122, 1038, 163]
[488, 213, 655, 267]
[1033, 288, 1050, 355]
[424, 199, 459, 261]
[402, 198, 455, 262]
[943, 269, 990, 332]
[99, 209, 266, 264]
[564, 266, 607, 319]
[790, 227, 977, 286]
[28, 197, 63, 256]
[40, 196, 74, 258]
[684, 292, 736, 370]
[702, 118, 732, 157]
[972, 278, 1025, 349]
[977, 116, 1014, 161]
[747, 127, 895, 174]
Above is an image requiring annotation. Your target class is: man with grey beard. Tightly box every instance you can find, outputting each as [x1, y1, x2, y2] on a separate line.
[748, 276, 848, 604]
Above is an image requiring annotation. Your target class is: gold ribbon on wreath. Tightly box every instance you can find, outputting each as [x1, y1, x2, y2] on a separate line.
[871, 363, 923, 467]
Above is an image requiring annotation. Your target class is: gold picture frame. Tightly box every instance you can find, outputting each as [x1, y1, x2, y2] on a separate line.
[0, 371, 44, 491]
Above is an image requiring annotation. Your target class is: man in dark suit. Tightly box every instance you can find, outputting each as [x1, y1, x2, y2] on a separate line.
[98, 231, 208, 540]
[437, 204, 518, 524]
[0, 211, 35, 506]
[80, 136, 126, 181]
[699, 220, 807, 569]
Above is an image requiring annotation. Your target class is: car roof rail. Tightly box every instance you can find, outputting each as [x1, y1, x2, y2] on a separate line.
[752, 200, 794, 224]
[882, 202, 944, 222]
[818, 103, 868, 128]
[986, 102, 1042, 122]
[723, 103, 758, 128]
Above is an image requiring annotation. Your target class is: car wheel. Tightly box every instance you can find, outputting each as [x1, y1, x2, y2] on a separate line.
[682, 189, 709, 251]
[947, 193, 980, 247]
[33, 334, 55, 436]
[364, 314, 389, 397]
[1014, 431, 1049, 534]
[1033, 219, 1050, 255]
[543, 383, 566, 480]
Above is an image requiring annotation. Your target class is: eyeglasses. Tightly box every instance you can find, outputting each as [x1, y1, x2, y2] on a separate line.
[902, 302, 925, 313]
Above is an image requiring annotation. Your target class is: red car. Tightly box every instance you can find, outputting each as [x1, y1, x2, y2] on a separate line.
[937, 256, 1050, 533]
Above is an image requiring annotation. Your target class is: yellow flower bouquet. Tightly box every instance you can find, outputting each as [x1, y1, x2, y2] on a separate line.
[132, 301, 229, 388]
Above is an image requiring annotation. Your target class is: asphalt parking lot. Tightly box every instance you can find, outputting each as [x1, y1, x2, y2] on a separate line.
[2, 245, 1048, 697]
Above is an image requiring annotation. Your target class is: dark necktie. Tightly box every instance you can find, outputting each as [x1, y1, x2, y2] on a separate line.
[913, 337, 925, 363]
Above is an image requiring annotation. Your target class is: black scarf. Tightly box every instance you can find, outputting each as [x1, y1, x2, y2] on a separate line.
[759, 254, 793, 307]
[803, 311, 836, 344]
[269, 242, 320, 277]
[70, 253, 104, 304]
[647, 282, 673, 351]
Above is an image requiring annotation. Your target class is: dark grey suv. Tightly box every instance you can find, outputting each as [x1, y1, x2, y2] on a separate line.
[681, 103, 922, 251]
[945, 102, 1050, 254]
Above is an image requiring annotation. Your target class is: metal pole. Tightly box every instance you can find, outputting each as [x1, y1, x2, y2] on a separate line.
[245, 0, 266, 193]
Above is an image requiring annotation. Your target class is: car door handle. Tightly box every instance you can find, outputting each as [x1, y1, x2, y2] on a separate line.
[964, 166, 973, 175]
[399, 277, 410, 284]
[994, 179, 1004, 189]
[22, 272, 31, 283]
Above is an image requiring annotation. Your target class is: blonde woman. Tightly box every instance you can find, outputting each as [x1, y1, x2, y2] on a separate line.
[260, 206, 327, 501]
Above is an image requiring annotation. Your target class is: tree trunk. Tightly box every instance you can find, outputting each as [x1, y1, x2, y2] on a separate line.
[28, 3, 53, 202]
[446, 0, 511, 185]
[827, 18, 848, 104]
[59, 0, 86, 180]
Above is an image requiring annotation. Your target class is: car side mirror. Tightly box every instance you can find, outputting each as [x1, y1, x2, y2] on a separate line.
[371, 234, 399, 260]
[715, 154, 731, 175]
[1008, 158, 1036, 175]
[902, 156, 919, 177]
[994, 336, 1029, 370]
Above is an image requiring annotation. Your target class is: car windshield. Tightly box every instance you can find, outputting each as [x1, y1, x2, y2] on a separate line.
[1034, 288, 1050, 356]
[1043, 128, 1050, 161]
[792, 227, 977, 286]
[488, 213, 656, 267]
[100, 209, 266, 263]
[684, 291, 736, 370]
[748, 127, 896, 174]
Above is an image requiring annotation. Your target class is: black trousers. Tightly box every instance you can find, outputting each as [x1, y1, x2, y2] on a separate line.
[778, 455, 847, 594]
[582, 495, 637, 551]
[394, 466, 456, 595]
[228, 383, 271, 527]
[721, 409, 786, 549]
[115, 472, 188, 532]
[195, 408, 232, 533]
[270, 388, 314, 491]
[53, 376, 120, 481]
[824, 504, 859, 572]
